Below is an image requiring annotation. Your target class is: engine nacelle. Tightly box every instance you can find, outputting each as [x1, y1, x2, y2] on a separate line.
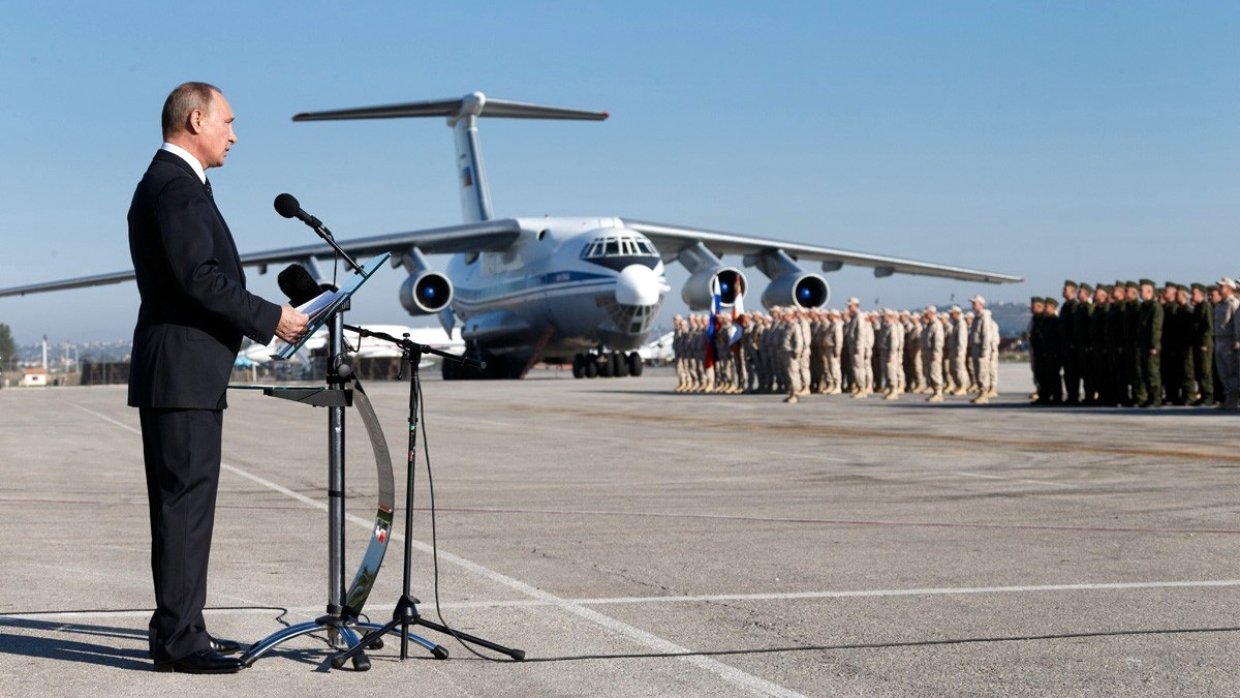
[399, 271, 453, 315]
[761, 272, 829, 309]
[681, 267, 747, 310]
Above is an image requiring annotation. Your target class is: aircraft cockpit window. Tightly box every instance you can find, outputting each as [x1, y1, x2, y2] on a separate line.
[581, 234, 661, 265]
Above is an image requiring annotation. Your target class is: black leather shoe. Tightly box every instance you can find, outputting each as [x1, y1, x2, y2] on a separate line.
[209, 636, 243, 655]
[153, 649, 245, 674]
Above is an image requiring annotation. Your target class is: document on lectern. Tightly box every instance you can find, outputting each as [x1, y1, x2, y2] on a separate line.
[270, 253, 390, 361]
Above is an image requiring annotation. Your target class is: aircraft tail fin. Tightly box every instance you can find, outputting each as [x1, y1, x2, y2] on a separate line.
[294, 92, 608, 223]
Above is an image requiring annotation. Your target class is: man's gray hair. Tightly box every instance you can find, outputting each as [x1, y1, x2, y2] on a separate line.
[161, 81, 221, 138]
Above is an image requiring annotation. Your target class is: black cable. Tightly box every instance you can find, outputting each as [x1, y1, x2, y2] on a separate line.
[417, 371, 517, 662]
[0, 605, 291, 626]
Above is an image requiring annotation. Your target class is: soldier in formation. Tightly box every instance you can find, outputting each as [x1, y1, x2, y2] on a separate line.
[1027, 278, 1240, 408]
[670, 298, 1008, 406]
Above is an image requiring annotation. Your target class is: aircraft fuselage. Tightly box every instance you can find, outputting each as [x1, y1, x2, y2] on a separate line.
[445, 217, 666, 367]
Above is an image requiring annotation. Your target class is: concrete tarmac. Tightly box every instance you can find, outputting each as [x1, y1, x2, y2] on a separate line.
[2, 364, 1239, 697]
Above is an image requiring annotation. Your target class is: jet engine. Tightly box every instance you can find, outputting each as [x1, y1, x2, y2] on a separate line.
[399, 271, 453, 315]
[681, 266, 747, 310]
[761, 272, 829, 309]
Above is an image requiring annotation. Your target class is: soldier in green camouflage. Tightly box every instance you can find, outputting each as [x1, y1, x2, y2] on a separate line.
[1136, 279, 1163, 408]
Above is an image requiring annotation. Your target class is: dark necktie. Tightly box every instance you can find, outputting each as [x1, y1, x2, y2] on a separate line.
[204, 178, 213, 199]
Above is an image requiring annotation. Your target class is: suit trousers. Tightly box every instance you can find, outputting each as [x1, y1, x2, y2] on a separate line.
[140, 407, 223, 662]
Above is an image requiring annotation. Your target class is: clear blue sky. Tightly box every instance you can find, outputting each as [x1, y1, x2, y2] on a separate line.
[1, 1, 1237, 344]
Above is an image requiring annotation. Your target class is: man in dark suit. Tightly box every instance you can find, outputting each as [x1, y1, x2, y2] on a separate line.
[128, 82, 308, 673]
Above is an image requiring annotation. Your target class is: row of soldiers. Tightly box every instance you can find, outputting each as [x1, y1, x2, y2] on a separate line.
[671, 296, 1001, 404]
[1028, 278, 1240, 408]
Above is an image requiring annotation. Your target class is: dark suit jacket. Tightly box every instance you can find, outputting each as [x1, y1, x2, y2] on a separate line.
[127, 149, 281, 409]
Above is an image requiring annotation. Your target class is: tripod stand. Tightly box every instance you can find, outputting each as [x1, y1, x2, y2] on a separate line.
[332, 326, 525, 666]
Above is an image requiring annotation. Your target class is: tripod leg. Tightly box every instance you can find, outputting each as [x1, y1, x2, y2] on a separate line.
[414, 616, 525, 660]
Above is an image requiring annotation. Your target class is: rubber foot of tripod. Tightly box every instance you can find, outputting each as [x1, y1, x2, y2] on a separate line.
[432, 645, 449, 660]
[332, 650, 372, 671]
[511, 649, 526, 661]
[367, 638, 385, 650]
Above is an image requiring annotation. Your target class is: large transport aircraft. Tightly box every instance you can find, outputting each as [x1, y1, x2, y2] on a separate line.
[0, 92, 1021, 379]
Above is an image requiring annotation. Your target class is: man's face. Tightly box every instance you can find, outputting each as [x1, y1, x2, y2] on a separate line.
[1112, 288, 1125, 303]
[1126, 287, 1139, 301]
[1192, 288, 1205, 304]
[1162, 286, 1177, 303]
[196, 92, 236, 168]
[1140, 284, 1155, 301]
[1078, 287, 1091, 303]
[1209, 288, 1221, 304]
[1063, 285, 1076, 301]
[1031, 302, 1044, 315]
[1095, 289, 1109, 304]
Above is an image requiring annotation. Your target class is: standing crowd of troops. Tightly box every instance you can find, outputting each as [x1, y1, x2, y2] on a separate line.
[1028, 279, 1240, 408]
[671, 295, 1001, 405]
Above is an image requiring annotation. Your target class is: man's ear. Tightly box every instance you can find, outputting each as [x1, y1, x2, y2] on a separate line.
[186, 108, 204, 135]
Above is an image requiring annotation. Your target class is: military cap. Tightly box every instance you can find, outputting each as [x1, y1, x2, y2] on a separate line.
[1063, 280, 1077, 287]
[847, 297, 860, 305]
[1030, 296, 1041, 304]
[1191, 282, 1205, 292]
[1096, 283, 1111, 292]
[1045, 298, 1059, 307]
[969, 295, 986, 305]
[1164, 280, 1177, 290]
[1079, 282, 1093, 292]
[1126, 280, 1139, 289]
[925, 305, 937, 313]
[1140, 278, 1156, 288]
[949, 305, 961, 313]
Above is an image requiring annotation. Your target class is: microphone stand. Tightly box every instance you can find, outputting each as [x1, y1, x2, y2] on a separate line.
[313, 225, 365, 275]
[333, 325, 524, 665]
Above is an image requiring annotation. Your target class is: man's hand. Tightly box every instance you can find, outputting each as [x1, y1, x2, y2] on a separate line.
[275, 305, 310, 343]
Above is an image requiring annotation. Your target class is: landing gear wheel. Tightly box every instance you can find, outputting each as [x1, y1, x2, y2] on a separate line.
[585, 359, 599, 378]
[611, 352, 628, 377]
[627, 352, 644, 377]
[572, 354, 585, 379]
[599, 356, 613, 378]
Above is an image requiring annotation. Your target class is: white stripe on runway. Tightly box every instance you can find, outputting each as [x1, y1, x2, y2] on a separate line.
[72, 403, 806, 698]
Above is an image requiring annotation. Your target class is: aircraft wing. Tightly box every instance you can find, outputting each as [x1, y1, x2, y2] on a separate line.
[0, 219, 523, 298]
[624, 219, 1022, 284]
[0, 270, 138, 298]
[240, 218, 522, 269]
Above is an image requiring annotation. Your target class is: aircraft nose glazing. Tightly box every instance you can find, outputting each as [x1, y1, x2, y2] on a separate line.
[615, 264, 662, 307]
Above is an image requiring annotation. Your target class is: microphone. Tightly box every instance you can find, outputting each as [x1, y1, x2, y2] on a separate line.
[273, 193, 329, 234]
[277, 264, 324, 306]
[273, 192, 364, 274]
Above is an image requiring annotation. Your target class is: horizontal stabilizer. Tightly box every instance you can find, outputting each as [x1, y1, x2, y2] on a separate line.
[294, 92, 608, 123]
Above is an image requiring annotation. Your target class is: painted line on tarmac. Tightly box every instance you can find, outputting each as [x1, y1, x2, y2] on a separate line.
[16, 577, 1240, 620]
[360, 578, 1240, 610]
[73, 403, 807, 698]
[950, 470, 1079, 489]
[399, 505, 1240, 536]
